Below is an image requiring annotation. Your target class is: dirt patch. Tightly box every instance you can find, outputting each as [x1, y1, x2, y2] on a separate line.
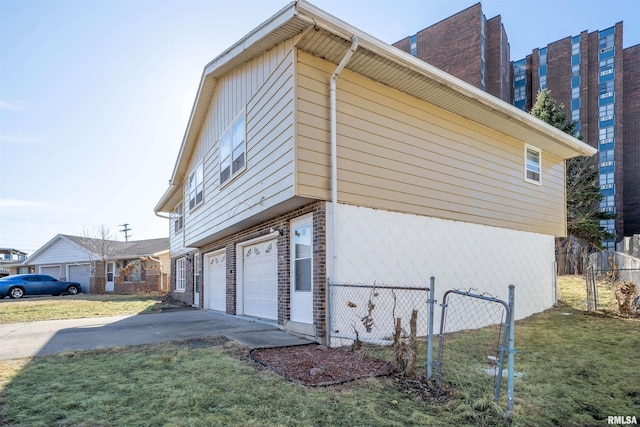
[250, 344, 394, 386]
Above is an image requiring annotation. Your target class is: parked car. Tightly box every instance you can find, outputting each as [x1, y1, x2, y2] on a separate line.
[0, 274, 82, 299]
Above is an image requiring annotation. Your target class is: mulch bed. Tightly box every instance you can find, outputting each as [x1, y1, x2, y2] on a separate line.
[250, 344, 394, 386]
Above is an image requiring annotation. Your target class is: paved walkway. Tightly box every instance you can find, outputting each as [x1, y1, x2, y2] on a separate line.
[0, 310, 312, 360]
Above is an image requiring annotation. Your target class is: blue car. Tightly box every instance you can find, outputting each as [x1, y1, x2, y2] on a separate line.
[0, 274, 82, 299]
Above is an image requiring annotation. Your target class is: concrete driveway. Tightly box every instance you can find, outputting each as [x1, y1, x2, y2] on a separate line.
[0, 310, 311, 360]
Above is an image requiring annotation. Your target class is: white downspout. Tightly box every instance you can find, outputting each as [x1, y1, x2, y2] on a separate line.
[329, 36, 359, 283]
[327, 37, 358, 347]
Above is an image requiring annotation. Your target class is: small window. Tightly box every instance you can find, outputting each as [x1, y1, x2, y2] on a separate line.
[220, 113, 246, 185]
[173, 202, 184, 233]
[525, 145, 542, 185]
[186, 163, 203, 211]
[122, 259, 144, 282]
[176, 257, 186, 292]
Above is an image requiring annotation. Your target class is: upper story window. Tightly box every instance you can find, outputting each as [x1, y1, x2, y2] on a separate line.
[186, 162, 203, 211]
[173, 202, 184, 233]
[220, 113, 246, 185]
[525, 145, 542, 185]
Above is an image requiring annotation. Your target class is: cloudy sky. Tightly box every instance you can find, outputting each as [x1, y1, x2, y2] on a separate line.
[1, 0, 638, 254]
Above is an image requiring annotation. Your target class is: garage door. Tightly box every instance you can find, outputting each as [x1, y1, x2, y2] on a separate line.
[40, 266, 61, 280]
[242, 239, 277, 320]
[69, 264, 91, 293]
[205, 251, 226, 311]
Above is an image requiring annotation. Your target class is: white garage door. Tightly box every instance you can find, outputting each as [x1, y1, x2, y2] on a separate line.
[69, 264, 91, 293]
[205, 251, 226, 311]
[40, 266, 61, 279]
[242, 239, 277, 320]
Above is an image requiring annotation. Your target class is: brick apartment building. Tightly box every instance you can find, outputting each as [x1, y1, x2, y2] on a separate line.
[394, 3, 640, 247]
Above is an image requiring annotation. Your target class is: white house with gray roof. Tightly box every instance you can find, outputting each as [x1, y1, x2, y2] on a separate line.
[15, 234, 169, 294]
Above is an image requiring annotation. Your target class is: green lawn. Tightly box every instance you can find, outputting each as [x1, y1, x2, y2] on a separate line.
[1, 286, 638, 426]
[0, 294, 181, 324]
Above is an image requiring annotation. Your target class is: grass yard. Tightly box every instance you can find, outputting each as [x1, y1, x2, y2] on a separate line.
[0, 294, 177, 324]
[557, 274, 617, 312]
[1, 301, 638, 426]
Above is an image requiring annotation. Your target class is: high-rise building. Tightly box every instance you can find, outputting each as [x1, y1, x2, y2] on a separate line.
[393, 3, 512, 102]
[394, 3, 640, 246]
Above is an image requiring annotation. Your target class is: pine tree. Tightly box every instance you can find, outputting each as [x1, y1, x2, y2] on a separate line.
[530, 90, 615, 273]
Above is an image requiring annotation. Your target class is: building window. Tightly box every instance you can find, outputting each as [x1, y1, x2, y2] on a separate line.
[599, 126, 614, 142]
[122, 259, 144, 282]
[292, 219, 313, 292]
[524, 145, 541, 185]
[409, 34, 417, 57]
[599, 104, 614, 118]
[220, 113, 246, 185]
[599, 81, 614, 95]
[599, 149, 614, 163]
[176, 257, 186, 292]
[173, 202, 184, 233]
[186, 163, 203, 211]
[600, 172, 614, 186]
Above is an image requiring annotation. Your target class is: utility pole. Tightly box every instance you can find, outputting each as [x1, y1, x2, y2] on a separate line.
[119, 223, 132, 242]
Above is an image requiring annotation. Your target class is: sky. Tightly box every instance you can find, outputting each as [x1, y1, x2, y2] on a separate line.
[1, 0, 639, 254]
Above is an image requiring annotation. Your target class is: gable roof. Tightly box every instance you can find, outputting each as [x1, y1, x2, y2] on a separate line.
[27, 234, 169, 264]
[155, 0, 596, 213]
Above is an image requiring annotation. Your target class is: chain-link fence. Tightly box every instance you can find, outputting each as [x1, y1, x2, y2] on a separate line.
[435, 287, 515, 414]
[585, 251, 640, 315]
[327, 282, 431, 347]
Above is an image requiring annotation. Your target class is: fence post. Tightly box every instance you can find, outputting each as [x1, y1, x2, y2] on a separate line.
[326, 278, 331, 348]
[435, 291, 450, 387]
[506, 284, 515, 415]
[427, 276, 435, 380]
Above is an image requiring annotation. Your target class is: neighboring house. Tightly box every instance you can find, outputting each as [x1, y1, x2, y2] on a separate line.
[0, 248, 28, 277]
[18, 234, 170, 294]
[154, 1, 596, 342]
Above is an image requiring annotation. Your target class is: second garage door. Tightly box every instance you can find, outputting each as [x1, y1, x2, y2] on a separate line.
[69, 264, 91, 293]
[242, 239, 277, 320]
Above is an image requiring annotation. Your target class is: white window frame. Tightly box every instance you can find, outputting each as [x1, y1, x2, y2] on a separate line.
[220, 112, 246, 186]
[524, 144, 542, 185]
[194, 253, 201, 294]
[173, 202, 184, 234]
[291, 215, 313, 294]
[186, 162, 203, 211]
[176, 257, 186, 292]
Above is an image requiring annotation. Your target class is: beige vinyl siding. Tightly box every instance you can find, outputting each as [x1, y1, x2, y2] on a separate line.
[296, 50, 567, 237]
[183, 41, 296, 246]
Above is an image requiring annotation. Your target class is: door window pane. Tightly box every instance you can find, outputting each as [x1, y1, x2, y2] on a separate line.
[294, 224, 312, 292]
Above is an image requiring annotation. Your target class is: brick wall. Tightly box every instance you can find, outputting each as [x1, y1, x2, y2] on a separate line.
[623, 44, 640, 236]
[171, 200, 327, 338]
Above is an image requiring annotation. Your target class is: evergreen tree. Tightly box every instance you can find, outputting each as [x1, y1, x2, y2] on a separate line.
[530, 90, 615, 272]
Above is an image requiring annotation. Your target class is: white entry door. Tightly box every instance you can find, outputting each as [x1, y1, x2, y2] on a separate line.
[106, 262, 115, 292]
[241, 239, 277, 320]
[205, 250, 226, 311]
[290, 216, 313, 324]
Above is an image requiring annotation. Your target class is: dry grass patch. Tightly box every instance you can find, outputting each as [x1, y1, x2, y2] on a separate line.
[0, 294, 180, 324]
